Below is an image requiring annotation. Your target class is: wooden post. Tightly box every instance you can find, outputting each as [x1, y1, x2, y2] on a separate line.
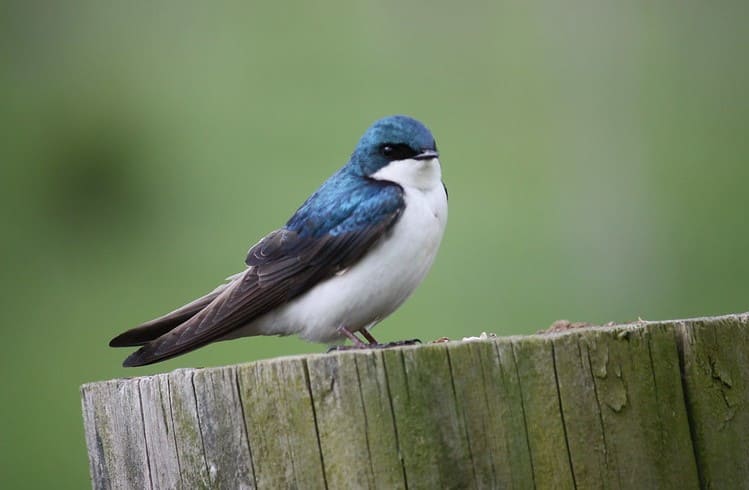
[81, 313, 749, 489]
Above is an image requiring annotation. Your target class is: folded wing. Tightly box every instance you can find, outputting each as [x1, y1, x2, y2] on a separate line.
[117, 183, 404, 366]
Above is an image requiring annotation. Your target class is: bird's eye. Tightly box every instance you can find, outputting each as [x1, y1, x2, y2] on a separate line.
[380, 143, 417, 160]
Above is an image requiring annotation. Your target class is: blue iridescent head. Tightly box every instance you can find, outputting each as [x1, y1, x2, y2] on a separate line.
[349, 115, 438, 176]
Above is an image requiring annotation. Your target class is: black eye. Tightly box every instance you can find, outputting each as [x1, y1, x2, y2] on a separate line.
[380, 143, 417, 160]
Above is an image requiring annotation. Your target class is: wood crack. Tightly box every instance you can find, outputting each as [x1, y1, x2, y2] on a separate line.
[302, 359, 329, 490]
[550, 341, 578, 489]
[189, 372, 211, 485]
[233, 368, 258, 489]
[136, 379, 155, 490]
[445, 346, 480, 487]
[585, 340, 617, 488]
[165, 376, 184, 487]
[510, 341, 537, 489]
[382, 351, 409, 490]
[353, 357, 377, 486]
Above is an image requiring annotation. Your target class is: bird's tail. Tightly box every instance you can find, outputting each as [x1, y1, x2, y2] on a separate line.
[109, 282, 231, 347]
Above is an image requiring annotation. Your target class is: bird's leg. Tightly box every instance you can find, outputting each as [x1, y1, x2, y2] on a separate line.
[359, 328, 379, 345]
[336, 325, 368, 348]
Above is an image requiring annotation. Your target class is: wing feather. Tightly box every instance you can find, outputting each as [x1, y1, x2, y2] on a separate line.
[108, 284, 228, 347]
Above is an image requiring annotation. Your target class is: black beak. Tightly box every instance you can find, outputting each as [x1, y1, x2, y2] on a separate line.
[414, 149, 439, 161]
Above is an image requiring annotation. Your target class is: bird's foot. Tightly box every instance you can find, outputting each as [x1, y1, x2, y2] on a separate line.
[327, 326, 421, 352]
[377, 338, 422, 348]
[327, 344, 364, 352]
[326, 339, 422, 352]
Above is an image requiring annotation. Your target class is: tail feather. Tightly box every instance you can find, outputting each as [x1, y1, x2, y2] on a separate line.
[109, 284, 230, 347]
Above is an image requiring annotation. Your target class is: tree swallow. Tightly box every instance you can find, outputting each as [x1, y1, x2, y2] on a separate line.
[110, 115, 448, 367]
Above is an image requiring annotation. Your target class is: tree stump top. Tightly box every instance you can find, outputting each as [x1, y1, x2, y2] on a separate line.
[82, 313, 749, 489]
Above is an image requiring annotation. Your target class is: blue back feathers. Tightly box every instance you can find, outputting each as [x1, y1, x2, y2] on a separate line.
[286, 115, 436, 238]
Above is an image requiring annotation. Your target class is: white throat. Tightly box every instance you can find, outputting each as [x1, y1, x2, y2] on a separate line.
[369, 157, 443, 191]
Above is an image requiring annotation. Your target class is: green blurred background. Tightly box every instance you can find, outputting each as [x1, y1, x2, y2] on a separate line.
[1, 0, 748, 487]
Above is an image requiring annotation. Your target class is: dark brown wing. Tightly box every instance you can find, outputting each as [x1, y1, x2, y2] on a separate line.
[109, 280, 233, 347]
[120, 209, 402, 366]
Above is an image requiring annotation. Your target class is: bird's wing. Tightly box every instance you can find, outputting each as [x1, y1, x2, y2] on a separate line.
[109, 274, 241, 347]
[120, 184, 404, 366]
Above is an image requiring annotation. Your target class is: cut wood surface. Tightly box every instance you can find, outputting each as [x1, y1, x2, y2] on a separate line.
[81, 313, 749, 489]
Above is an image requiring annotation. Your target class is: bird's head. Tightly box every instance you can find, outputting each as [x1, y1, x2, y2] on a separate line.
[349, 115, 440, 189]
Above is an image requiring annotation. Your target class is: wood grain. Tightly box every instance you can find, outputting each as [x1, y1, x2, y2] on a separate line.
[82, 313, 749, 489]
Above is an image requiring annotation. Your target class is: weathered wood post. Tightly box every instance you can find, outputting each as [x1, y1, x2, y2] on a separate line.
[81, 313, 749, 489]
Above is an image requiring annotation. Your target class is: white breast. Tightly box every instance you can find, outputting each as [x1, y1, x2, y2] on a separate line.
[243, 157, 448, 344]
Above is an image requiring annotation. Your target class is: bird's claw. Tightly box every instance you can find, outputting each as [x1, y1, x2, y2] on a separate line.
[326, 338, 421, 353]
[380, 338, 422, 347]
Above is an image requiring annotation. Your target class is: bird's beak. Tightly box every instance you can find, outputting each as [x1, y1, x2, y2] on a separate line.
[414, 149, 439, 161]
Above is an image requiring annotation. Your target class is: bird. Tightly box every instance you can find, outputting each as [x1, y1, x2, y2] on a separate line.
[110, 115, 448, 367]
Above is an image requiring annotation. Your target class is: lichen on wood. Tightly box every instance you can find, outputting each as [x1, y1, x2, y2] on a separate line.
[82, 313, 749, 489]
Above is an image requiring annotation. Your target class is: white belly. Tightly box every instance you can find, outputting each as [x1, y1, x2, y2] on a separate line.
[224, 157, 448, 344]
[261, 184, 446, 342]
